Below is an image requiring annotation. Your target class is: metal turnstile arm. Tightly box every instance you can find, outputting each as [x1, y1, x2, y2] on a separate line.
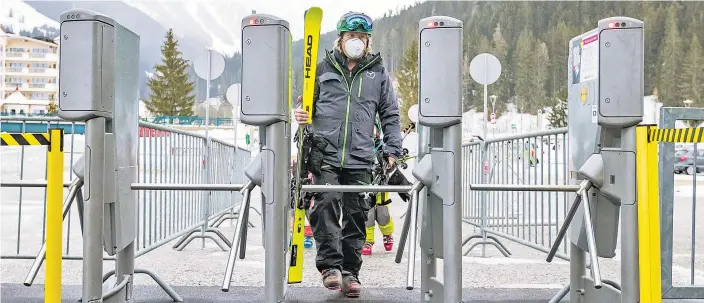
[222, 180, 255, 292]
[545, 180, 602, 289]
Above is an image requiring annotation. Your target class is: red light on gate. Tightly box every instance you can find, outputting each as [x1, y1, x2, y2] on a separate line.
[608, 22, 615, 28]
[428, 21, 434, 28]
[249, 18, 258, 25]
[434, 22, 438, 26]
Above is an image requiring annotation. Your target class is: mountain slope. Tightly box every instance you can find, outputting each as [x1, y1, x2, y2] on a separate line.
[1, 0, 59, 38]
[25, 0, 213, 100]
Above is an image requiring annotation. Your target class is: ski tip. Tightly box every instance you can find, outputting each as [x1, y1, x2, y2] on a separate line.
[306, 6, 323, 17]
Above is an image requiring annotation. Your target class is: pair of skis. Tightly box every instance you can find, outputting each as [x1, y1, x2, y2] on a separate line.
[288, 6, 323, 284]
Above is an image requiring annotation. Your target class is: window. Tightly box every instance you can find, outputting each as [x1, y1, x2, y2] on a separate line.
[8, 47, 25, 52]
[9, 63, 23, 68]
[11, 109, 16, 115]
[30, 78, 48, 84]
[31, 63, 48, 68]
[31, 48, 48, 53]
[31, 93, 49, 100]
[19, 110, 25, 115]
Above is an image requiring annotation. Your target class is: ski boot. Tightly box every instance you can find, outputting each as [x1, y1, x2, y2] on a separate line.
[383, 235, 394, 251]
[361, 242, 373, 255]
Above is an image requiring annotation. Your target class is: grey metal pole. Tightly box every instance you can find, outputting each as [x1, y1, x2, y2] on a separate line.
[405, 185, 422, 290]
[301, 184, 413, 193]
[83, 117, 106, 302]
[620, 202, 639, 301]
[569, 240, 586, 303]
[470, 184, 582, 192]
[202, 49, 213, 249]
[115, 242, 135, 297]
[417, 124, 434, 302]
[263, 121, 288, 303]
[580, 190, 602, 289]
[443, 123, 463, 302]
[481, 56, 490, 259]
[420, 190, 436, 303]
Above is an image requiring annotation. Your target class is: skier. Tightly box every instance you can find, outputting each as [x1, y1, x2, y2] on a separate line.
[293, 11, 403, 298]
[362, 191, 395, 255]
[362, 119, 398, 256]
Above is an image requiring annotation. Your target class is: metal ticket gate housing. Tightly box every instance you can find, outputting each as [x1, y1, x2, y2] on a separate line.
[58, 9, 141, 302]
[555, 16, 645, 303]
[470, 16, 646, 303]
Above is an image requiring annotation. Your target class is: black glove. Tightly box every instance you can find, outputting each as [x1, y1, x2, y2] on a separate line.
[307, 135, 329, 177]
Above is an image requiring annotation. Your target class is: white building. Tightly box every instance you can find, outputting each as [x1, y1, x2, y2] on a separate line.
[1, 28, 60, 115]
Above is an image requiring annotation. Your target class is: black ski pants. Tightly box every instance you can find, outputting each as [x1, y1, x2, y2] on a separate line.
[309, 165, 372, 278]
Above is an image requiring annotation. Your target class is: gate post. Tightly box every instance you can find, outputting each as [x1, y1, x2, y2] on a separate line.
[562, 17, 644, 303]
[414, 16, 463, 303]
[239, 14, 292, 303]
[58, 9, 140, 302]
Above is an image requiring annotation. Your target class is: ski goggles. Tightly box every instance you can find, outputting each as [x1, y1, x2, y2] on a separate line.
[340, 13, 373, 33]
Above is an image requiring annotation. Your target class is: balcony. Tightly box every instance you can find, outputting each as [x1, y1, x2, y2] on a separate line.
[4, 83, 23, 89]
[4, 67, 58, 76]
[2, 83, 56, 91]
[4, 52, 58, 62]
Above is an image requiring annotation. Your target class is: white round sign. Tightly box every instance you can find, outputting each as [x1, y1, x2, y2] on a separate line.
[408, 104, 419, 123]
[226, 84, 241, 104]
[194, 49, 225, 80]
[469, 53, 502, 85]
[226, 83, 241, 119]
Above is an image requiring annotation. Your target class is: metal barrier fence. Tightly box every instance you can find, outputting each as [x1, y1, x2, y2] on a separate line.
[657, 107, 703, 299]
[462, 128, 571, 259]
[0, 117, 251, 262]
[463, 108, 702, 300]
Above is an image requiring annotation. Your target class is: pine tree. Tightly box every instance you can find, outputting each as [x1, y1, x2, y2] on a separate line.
[46, 94, 58, 114]
[514, 28, 534, 114]
[547, 98, 568, 128]
[657, 5, 682, 106]
[491, 24, 508, 114]
[473, 36, 493, 111]
[531, 41, 550, 113]
[145, 29, 195, 116]
[678, 34, 703, 107]
[396, 39, 418, 128]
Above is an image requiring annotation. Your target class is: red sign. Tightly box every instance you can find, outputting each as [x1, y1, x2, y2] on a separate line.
[139, 126, 171, 137]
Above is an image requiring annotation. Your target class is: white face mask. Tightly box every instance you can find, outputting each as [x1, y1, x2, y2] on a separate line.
[343, 38, 366, 59]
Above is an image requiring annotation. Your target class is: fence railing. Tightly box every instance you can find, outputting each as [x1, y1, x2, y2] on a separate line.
[147, 116, 234, 127]
[463, 111, 702, 300]
[0, 116, 251, 262]
[462, 128, 571, 259]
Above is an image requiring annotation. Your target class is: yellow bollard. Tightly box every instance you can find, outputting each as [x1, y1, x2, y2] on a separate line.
[636, 125, 662, 303]
[45, 128, 64, 303]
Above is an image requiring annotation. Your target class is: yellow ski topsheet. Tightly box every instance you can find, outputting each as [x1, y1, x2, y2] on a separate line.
[288, 6, 322, 284]
[301, 7, 322, 124]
